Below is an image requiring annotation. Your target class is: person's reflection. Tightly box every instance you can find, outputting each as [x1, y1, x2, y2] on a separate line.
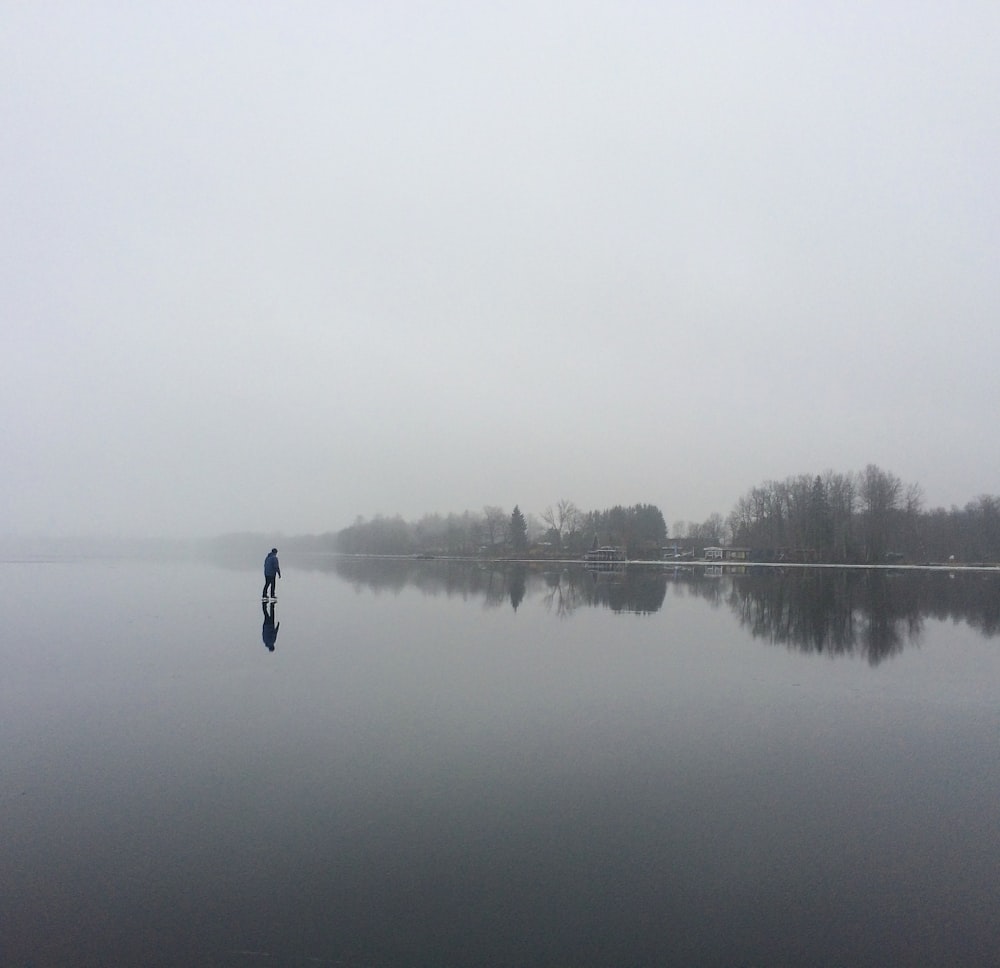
[261, 600, 279, 652]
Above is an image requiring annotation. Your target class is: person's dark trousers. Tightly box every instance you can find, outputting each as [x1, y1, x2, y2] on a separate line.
[263, 576, 276, 598]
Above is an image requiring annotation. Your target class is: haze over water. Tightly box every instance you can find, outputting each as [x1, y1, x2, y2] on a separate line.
[3, 555, 999, 967]
[6, 4, 1000, 538]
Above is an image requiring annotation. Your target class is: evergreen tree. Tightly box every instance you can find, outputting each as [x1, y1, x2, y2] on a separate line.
[806, 475, 833, 553]
[510, 505, 528, 553]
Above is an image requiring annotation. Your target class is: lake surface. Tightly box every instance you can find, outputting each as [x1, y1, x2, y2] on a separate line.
[2, 555, 999, 967]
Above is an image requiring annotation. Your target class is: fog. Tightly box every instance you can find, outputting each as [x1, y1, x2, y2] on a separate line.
[5, 2, 998, 539]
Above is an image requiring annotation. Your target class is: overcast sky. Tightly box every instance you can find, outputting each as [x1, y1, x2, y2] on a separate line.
[4, 2, 999, 539]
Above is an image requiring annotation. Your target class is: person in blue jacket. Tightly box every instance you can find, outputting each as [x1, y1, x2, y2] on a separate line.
[263, 548, 281, 599]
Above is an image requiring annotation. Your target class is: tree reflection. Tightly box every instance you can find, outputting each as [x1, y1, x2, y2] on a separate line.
[287, 556, 1000, 660]
[580, 564, 668, 615]
[723, 568, 980, 665]
[318, 557, 669, 617]
[508, 566, 526, 612]
[540, 569, 586, 618]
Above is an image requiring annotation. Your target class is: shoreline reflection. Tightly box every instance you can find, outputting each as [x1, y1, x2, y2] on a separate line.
[726, 566, 1000, 664]
[295, 556, 1000, 660]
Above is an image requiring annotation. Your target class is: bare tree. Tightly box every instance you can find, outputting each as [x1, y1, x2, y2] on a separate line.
[689, 512, 726, 547]
[482, 506, 507, 550]
[824, 470, 857, 562]
[860, 464, 902, 562]
[542, 498, 581, 547]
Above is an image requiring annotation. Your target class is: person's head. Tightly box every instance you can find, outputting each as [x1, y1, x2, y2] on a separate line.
[271, 548, 278, 554]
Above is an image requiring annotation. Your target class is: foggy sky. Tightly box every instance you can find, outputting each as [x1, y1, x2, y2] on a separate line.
[5, 2, 999, 539]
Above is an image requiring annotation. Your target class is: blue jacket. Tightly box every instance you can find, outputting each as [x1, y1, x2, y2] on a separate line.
[264, 552, 280, 577]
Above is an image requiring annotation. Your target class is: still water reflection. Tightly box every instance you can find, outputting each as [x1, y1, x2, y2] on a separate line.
[261, 599, 280, 652]
[316, 556, 1000, 663]
[2, 556, 999, 967]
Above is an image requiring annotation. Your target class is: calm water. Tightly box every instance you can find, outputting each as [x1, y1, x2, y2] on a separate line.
[2, 556, 999, 967]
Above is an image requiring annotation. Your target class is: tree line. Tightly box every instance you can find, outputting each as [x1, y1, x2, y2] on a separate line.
[209, 464, 997, 564]
[719, 464, 1000, 564]
[333, 500, 667, 559]
[321, 464, 1000, 563]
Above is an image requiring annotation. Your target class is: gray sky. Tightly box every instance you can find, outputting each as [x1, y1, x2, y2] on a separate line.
[5, 2, 999, 539]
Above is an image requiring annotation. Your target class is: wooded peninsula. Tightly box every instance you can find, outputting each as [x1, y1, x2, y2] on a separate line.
[209, 464, 1000, 566]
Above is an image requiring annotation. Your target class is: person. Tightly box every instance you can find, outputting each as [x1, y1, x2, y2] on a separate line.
[263, 547, 281, 600]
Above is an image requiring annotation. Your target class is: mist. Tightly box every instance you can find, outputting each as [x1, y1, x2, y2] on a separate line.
[5, 2, 999, 540]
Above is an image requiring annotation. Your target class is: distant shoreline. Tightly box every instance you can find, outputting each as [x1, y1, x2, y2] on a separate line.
[297, 552, 1000, 573]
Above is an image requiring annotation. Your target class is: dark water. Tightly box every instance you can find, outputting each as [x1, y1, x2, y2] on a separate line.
[2, 556, 999, 967]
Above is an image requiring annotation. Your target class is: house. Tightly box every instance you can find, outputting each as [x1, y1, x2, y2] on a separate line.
[703, 546, 750, 561]
[585, 546, 626, 563]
